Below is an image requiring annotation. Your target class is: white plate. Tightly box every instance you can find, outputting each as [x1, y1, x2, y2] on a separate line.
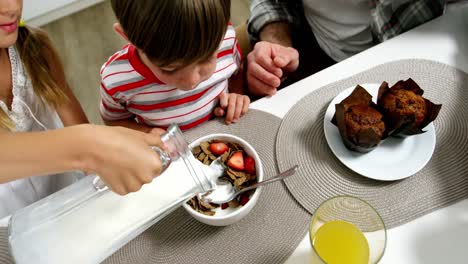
[323, 83, 436, 181]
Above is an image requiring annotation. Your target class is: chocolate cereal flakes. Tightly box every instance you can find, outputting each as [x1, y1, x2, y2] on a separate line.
[187, 140, 257, 216]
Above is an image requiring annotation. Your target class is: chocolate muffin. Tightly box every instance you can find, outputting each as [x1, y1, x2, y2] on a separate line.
[380, 89, 426, 127]
[345, 105, 386, 141]
[333, 85, 387, 152]
[377, 79, 442, 136]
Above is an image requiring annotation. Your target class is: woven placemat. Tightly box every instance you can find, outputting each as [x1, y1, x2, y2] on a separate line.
[105, 110, 310, 264]
[0, 227, 13, 264]
[277, 59, 468, 229]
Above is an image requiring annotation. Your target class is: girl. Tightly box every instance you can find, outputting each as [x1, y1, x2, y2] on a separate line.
[101, 0, 250, 132]
[0, 0, 165, 218]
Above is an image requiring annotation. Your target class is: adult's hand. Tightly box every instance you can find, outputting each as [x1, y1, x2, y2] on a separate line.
[246, 41, 299, 97]
[80, 125, 166, 195]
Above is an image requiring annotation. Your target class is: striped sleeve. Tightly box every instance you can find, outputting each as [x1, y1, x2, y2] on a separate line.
[99, 82, 134, 121]
[233, 35, 242, 72]
[222, 24, 242, 74]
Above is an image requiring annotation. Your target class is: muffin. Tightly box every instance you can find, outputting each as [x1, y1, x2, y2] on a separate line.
[333, 85, 386, 152]
[380, 89, 426, 126]
[377, 79, 442, 136]
[344, 105, 386, 141]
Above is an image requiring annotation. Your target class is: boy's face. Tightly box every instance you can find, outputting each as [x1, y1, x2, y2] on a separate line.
[141, 51, 218, 91]
[0, 0, 22, 48]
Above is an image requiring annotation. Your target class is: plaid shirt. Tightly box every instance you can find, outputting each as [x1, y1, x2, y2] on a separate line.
[248, 0, 446, 43]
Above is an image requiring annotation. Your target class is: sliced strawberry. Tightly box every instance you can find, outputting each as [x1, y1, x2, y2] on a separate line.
[244, 155, 256, 175]
[239, 194, 250, 206]
[221, 203, 229, 210]
[209, 142, 229, 156]
[227, 151, 244, 171]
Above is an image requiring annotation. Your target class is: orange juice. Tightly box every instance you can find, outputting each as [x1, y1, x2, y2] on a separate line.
[311, 220, 369, 264]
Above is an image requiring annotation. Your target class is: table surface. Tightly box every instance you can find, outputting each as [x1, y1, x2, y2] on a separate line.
[249, 4, 468, 264]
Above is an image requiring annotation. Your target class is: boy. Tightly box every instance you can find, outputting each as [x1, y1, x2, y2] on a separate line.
[100, 0, 249, 131]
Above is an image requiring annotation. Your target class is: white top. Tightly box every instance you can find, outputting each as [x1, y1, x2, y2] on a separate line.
[249, 3, 468, 264]
[0, 47, 83, 219]
[303, 0, 373, 62]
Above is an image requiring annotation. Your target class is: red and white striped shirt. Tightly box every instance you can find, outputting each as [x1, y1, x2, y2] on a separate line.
[99, 25, 242, 130]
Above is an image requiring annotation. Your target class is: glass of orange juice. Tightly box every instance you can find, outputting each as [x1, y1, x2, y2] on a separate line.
[309, 196, 386, 264]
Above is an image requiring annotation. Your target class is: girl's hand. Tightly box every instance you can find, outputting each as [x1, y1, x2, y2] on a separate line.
[148, 127, 166, 136]
[79, 125, 166, 195]
[214, 92, 250, 124]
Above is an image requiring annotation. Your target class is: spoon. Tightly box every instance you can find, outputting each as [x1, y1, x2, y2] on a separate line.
[199, 165, 299, 205]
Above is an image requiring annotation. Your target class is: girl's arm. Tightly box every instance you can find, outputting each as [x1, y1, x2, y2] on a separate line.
[54, 82, 89, 126]
[103, 118, 153, 133]
[0, 124, 165, 195]
[0, 128, 85, 183]
[43, 42, 88, 126]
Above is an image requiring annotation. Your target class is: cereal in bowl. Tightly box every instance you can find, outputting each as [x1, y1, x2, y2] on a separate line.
[187, 140, 257, 216]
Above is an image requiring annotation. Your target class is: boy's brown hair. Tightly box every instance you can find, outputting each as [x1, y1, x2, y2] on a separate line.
[1, 26, 69, 130]
[111, 0, 231, 67]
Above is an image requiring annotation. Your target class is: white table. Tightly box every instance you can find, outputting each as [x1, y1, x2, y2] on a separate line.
[249, 4, 468, 264]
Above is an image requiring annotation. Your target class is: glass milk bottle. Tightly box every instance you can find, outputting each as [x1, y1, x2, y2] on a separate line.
[8, 125, 215, 264]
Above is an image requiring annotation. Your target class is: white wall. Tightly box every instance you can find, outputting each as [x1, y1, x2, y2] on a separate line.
[23, 0, 104, 26]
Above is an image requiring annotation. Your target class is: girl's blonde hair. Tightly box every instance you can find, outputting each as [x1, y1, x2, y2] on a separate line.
[0, 26, 68, 130]
[111, 0, 231, 67]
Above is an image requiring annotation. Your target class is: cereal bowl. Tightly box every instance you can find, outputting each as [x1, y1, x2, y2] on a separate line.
[182, 133, 263, 226]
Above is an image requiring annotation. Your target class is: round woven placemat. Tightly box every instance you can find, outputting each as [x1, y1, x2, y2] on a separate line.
[0, 227, 12, 264]
[104, 110, 310, 264]
[277, 59, 468, 229]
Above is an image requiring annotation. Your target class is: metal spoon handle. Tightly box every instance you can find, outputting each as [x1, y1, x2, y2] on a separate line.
[236, 165, 299, 195]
